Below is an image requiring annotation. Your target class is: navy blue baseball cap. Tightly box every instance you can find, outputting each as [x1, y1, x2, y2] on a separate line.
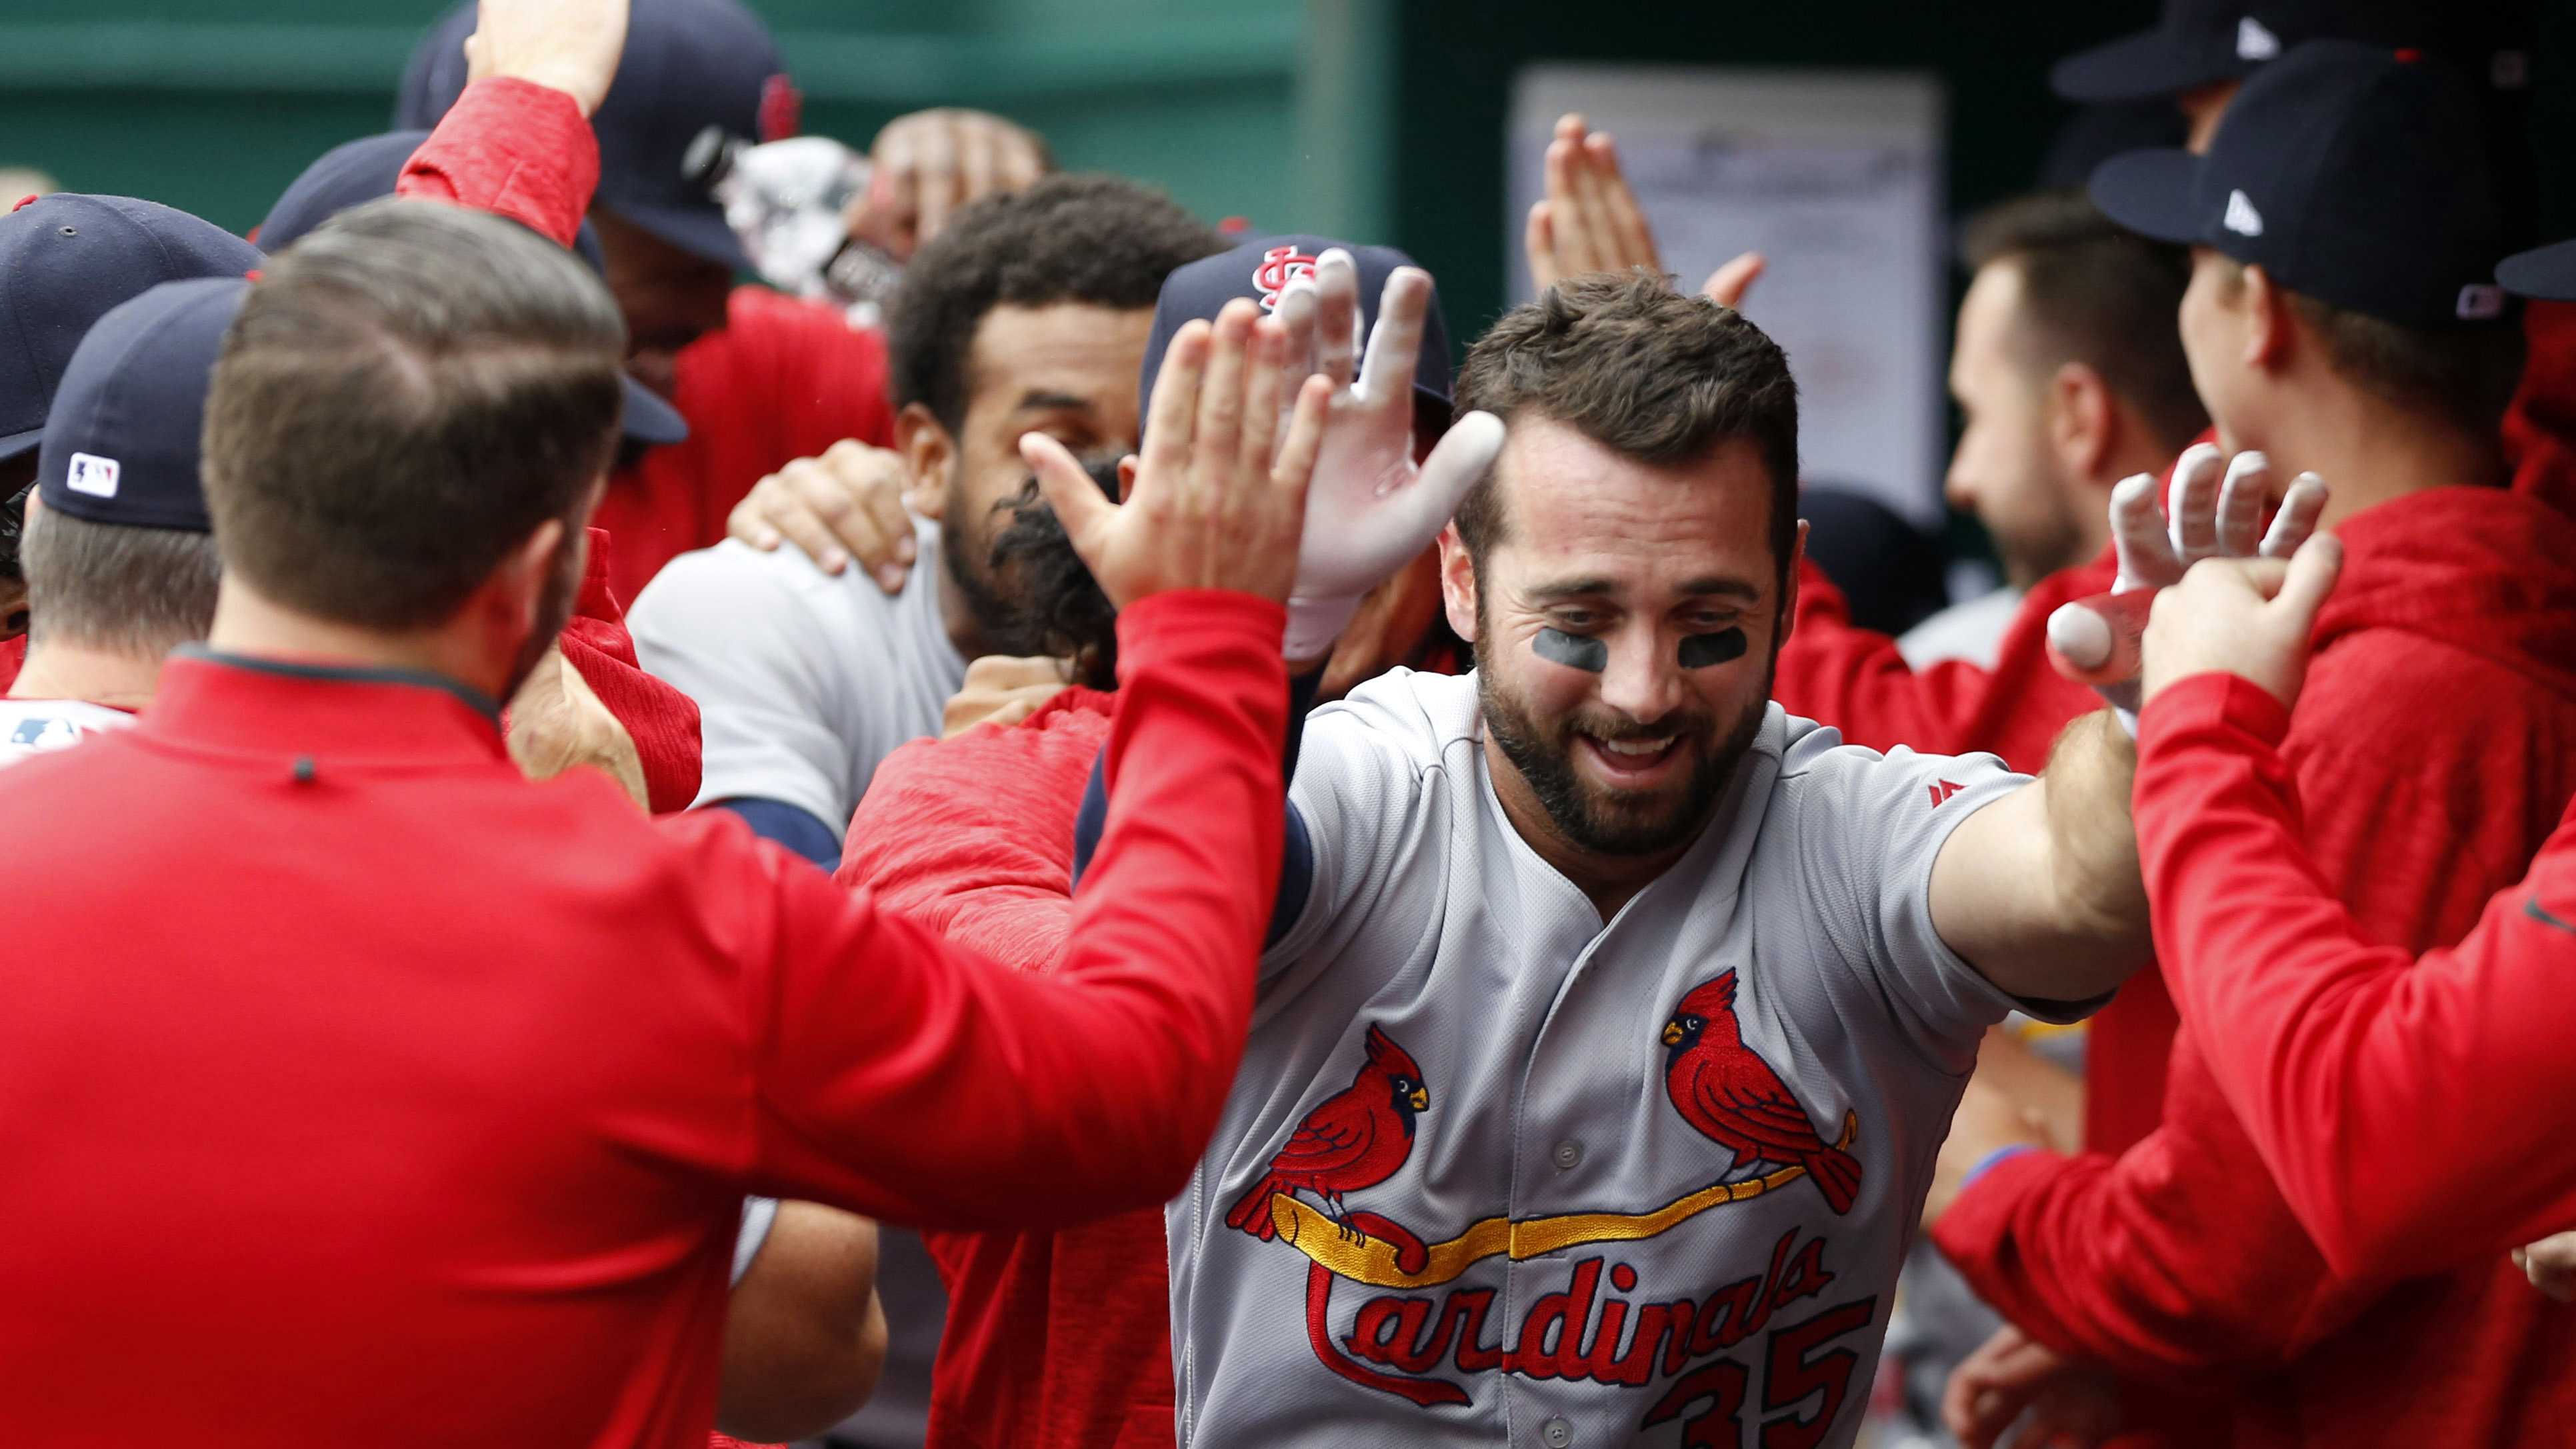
[2498, 241, 2576, 303]
[2051, 0, 2435, 103]
[1141, 235, 1453, 429]
[259, 131, 687, 447]
[0, 195, 263, 464]
[397, 0, 794, 274]
[35, 277, 247, 535]
[2089, 41, 2509, 330]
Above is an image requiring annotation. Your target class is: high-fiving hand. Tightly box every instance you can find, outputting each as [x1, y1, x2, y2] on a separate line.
[2047, 445, 2331, 716]
[463, 0, 630, 119]
[1021, 301, 1328, 611]
[1269, 251, 1506, 662]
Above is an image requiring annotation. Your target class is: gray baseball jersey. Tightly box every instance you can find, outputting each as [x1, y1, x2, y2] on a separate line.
[630, 521, 965, 828]
[1167, 669, 2096, 1448]
[0, 699, 135, 768]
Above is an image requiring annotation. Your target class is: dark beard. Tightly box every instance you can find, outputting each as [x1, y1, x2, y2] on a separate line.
[501, 524, 587, 701]
[1475, 627, 1770, 860]
[943, 475, 1050, 658]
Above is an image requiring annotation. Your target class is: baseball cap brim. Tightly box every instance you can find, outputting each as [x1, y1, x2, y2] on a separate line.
[0, 427, 40, 464]
[621, 376, 691, 445]
[2051, 26, 2246, 103]
[2497, 239, 2576, 303]
[602, 196, 750, 275]
[2087, 148, 2207, 247]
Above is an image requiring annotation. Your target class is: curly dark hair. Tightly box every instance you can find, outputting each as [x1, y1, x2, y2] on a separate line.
[986, 457, 1123, 688]
[1453, 271, 1800, 587]
[887, 175, 1225, 433]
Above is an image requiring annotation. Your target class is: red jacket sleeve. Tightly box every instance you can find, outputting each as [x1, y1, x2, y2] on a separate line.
[559, 527, 701, 815]
[745, 591, 1286, 1228]
[394, 76, 595, 248]
[1936, 633, 2576, 1376]
[2135, 672, 2576, 1279]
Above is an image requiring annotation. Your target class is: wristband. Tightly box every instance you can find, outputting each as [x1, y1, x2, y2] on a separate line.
[1283, 593, 1363, 666]
[1962, 1142, 2040, 1191]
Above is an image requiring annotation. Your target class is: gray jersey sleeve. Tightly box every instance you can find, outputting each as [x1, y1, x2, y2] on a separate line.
[1261, 673, 1456, 978]
[1779, 732, 2067, 1076]
[631, 543, 867, 829]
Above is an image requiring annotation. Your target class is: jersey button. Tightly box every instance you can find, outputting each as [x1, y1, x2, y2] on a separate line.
[1552, 1138, 1583, 1171]
[1541, 1416, 1575, 1448]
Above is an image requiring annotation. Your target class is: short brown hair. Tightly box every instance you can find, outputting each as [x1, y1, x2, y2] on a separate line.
[2213, 258, 2525, 438]
[203, 199, 625, 630]
[1961, 190, 2207, 453]
[21, 509, 220, 656]
[1453, 273, 1799, 582]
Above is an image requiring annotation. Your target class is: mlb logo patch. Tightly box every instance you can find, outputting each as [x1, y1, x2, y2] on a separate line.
[11, 716, 83, 750]
[2457, 284, 2506, 322]
[2236, 17, 2281, 61]
[65, 451, 119, 499]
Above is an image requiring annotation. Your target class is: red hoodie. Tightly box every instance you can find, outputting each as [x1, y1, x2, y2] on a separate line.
[835, 691, 1184, 1449]
[1935, 483, 2576, 1447]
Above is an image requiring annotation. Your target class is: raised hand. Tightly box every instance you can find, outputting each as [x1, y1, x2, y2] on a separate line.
[462, 0, 630, 119]
[2047, 445, 2329, 709]
[850, 109, 1049, 262]
[1525, 113, 1663, 291]
[1271, 251, 1506, 663]
[1021, 300, 1327, 611]
[725, 439, 917, 591]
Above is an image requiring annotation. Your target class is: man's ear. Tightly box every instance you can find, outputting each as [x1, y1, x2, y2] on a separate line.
[482, 516, 570, 647]
[895, 401, 957, 520]
[1438, 523, 1480, 643]
[1777, 518, 1808, 647]
[2242, 263, 2292, 372]
[2047, 361, 2117, 481]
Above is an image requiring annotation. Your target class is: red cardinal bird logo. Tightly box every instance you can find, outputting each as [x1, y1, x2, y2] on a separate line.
[1226, 1024, 1430, 1242]
[1663, 971, 1863, 1215]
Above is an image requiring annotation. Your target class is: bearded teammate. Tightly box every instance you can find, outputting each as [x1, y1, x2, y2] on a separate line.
[1100, 273, 2169, 1448]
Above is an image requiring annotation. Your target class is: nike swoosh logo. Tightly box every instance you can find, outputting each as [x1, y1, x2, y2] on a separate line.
[2526, 896, 2576, 935]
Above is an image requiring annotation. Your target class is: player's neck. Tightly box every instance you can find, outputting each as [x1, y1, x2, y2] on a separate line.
[2234, 391, 2501, 532]
[7, 639, 163, 711]
[204, 581, 515, 705]
[1483, 735, 1703, 922]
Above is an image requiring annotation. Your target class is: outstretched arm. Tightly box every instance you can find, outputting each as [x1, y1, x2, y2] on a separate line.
[1927, 709, 2149, 1002]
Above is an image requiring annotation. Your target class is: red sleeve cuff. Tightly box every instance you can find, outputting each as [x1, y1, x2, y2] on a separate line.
[1113, 590, 1289, 673]
[397, 77, 598, 249]
[2139, 671, 2291, 754]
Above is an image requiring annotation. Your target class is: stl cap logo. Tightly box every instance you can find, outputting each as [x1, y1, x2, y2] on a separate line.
[2457, 283, 2506, 321]
[1252, 245, 1319, 312]
[2223, 189, 2265, 238]
[2237, 16, 2281, 61]
[757, 74, 803, 143]
[65, 451, 119, 499]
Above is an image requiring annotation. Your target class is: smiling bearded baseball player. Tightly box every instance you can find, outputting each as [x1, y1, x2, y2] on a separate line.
[1109, 272, 2161, 1449]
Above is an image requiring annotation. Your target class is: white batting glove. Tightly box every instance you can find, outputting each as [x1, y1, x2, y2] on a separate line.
[1270, 251, 1505, 663]
[2047, 443, 2328, 731]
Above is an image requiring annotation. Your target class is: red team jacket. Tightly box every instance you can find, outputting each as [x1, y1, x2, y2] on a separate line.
[836, 691, 1182, 1449]
[2135, 675, 2576, 1282]
[1933, 486, 2576, 1446]
[0, 591, 1287, 1446]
